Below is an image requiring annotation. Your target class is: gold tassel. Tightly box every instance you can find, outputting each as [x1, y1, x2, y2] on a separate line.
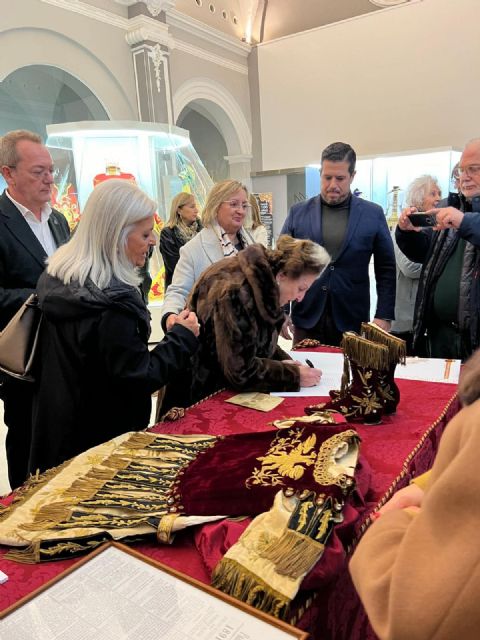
[120, 432, 158, 449]
[212, 558, 290, 619]
[4, 542, 41, 564]
[341, 332, 389, 370]
[0, 460, 72, 523]
[261, 530, 325, 579]
[361, 322, 407, 365]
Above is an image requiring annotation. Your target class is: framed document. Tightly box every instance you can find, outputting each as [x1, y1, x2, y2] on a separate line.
[0, 542, 308, 639]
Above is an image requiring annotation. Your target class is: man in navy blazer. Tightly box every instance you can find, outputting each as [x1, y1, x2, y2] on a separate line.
[281, 142, 396, 346]
[0, 130, 70, 488]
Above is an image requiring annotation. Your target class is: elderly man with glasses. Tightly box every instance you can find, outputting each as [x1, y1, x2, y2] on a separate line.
[396, 138, 480, 360]
[0, 129, 70, 488]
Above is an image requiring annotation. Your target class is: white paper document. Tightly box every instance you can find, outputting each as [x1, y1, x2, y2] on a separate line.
[271, 351, 344, 397]
[271, 352, 460, 398]
[1, 545, 300, 639]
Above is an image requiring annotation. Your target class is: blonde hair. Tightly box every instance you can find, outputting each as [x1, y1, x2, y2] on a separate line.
[269, 235, 330, 279]
[0, 129, 43, 167]
[201, 179, 249, 227]
[47, 179, 156, 290]
[166, 192, 196, 228]
[248, 194, 262, 229]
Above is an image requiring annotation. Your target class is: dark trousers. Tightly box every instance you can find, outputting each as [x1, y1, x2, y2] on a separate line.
[293, 301, 343, 347]
[1, 376, 33, 489]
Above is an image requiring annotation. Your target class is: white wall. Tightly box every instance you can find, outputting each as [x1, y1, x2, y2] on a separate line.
[256, 0, 480, 170]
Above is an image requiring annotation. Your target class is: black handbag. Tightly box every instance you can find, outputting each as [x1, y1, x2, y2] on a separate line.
[0, 294, 42, 381]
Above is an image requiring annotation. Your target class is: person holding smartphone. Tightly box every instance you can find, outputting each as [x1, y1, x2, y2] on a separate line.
[395, 138, 480, 360]
[391, 175, 441, 354]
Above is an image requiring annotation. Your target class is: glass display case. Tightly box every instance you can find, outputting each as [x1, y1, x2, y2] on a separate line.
[46, 121, 213, 305]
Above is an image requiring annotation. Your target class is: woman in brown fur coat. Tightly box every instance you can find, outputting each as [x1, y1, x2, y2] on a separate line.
[185, 235, 330, 404]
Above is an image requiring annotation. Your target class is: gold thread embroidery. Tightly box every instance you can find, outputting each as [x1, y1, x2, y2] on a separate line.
[246, 430, 317, 487]
[313, 429, 358, 487]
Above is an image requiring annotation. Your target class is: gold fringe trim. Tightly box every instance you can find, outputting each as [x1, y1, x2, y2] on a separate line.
[261, 530, 325, 579]
[0, 459, 72, 524]
[120, 432, 158, 449]
[4, 542, 41, 564]
[211, 558, 290, 619]
[361, 322, 407, 365]
[341, 332, 389, 370]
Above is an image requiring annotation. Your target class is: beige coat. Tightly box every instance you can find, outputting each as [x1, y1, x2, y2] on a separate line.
[349, 398, 480, 640]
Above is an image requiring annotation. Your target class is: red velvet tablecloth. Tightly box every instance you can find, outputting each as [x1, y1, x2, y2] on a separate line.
[0, 378, 458, 638]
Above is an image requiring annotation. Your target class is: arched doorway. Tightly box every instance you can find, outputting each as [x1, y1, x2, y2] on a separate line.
[0, 65, 109, 140]
[173, 78, 252, 186]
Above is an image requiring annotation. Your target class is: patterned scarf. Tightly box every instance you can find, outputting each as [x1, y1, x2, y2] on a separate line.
[212, 220, 252, 257]
[176, 218, 201, 244]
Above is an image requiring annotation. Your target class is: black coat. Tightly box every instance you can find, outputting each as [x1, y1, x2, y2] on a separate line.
[159, 221, 202, 289]
[0, 190, 70, 329]
[396, 194, 480, 353]
[0, 190, 70, 488]
[29, 272, 198, 474]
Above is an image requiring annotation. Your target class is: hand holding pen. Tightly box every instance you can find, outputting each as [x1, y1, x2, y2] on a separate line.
[299, 357, 322, 387]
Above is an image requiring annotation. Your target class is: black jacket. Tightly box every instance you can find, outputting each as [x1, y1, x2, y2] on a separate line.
[0, 190, 70, 329]
[29, 272, 198, 474]
[159, 221, 202, 289]
[395, 194, 480, 353]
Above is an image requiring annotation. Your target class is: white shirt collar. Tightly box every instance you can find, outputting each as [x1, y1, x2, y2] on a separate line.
[6, 190, 52, 223]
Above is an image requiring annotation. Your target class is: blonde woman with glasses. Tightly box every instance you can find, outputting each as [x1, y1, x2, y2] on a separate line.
[161, 179, 254, 332]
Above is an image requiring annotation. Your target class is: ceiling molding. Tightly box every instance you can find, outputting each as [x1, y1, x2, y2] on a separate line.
[40, 0, 129, 30]
[369, 0, 411, 6]
[125, 14, 174, 47]
[40, 0, 248, 74]
[174, 40, 247, 75]
[166, 9, 250, 58]
[114, 0, 174, 15]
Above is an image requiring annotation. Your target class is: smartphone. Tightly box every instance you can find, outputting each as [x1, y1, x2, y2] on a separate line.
[409, 212, 437, 227]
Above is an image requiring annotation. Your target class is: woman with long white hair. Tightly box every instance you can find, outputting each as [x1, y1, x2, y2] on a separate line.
[29, 179, 199, 475]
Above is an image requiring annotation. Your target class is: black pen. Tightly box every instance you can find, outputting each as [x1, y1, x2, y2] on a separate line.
[305, 359, 314, 368]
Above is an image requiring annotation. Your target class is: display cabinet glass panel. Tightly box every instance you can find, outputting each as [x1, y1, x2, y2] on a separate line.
[46, 121, 213, 305]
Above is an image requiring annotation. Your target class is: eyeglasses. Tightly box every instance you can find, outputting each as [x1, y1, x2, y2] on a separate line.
[8, 165, 60, 180]
[457, 165, 480, 178]
[222, 200, 251, 212]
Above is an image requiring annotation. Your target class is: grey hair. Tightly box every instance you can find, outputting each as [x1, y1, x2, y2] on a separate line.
[47, 179, 156, 289]
[0, 129, 43, 167]
[405, 175, 441, 210]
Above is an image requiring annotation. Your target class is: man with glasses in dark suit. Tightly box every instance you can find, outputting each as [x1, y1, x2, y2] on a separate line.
[396, 138, 480, 360]
[0, 129, 70, 488]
